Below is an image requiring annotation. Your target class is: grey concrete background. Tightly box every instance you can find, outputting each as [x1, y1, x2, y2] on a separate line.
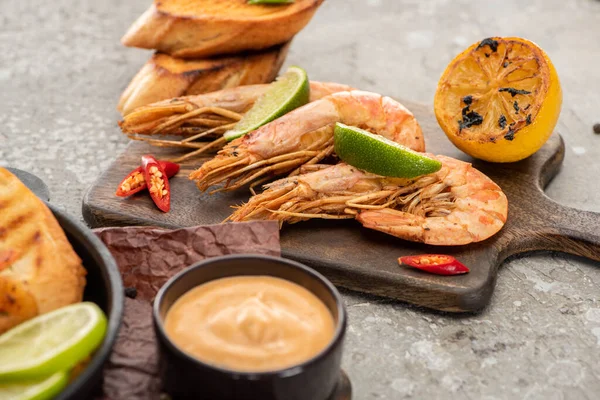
[1, 0, 600, 398]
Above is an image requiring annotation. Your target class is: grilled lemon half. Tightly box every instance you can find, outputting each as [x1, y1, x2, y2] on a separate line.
[434, 37, 562, 162]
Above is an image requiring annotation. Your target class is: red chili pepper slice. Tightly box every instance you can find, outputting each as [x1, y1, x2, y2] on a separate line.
[141, 155, 171, 212]
[116, 160, 179, 197]
[399, 254, 469, 275]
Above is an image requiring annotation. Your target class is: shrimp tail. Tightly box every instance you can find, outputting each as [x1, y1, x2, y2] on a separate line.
[356, 209, 429, 243]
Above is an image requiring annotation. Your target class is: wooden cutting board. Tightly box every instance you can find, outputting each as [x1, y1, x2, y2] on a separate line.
[83, 100, 600, 312]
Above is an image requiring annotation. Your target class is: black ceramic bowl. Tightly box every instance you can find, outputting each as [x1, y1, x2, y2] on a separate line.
[154, 254, 347, 400]
[47, 203, 123, 400]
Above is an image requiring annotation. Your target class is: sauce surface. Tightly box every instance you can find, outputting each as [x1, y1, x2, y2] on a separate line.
[164, 275, 335, 372]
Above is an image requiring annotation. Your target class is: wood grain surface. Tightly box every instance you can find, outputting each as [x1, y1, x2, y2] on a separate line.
[82, 100, 600, 312]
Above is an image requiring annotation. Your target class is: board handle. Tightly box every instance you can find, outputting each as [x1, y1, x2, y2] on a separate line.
[526, 196, 600, 262]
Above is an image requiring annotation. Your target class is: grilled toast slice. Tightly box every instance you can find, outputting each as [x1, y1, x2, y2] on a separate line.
[121, 0, 323, 58]
[0, 168, 86, 333]
[118, 42, 290, 115]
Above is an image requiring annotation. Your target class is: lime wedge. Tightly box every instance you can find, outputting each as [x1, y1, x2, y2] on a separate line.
[334, 123, 442, 178]
[0, 371, 68, 400]
[0, 302, 107, 381]
[247, 0, 294, 5]
[224, 66, 309, 141]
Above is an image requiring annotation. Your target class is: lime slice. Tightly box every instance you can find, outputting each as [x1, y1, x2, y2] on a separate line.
[0, 371, 68, 400]
[247, 0, 294, 5]
[334, 123, 442, 178]
[0, 302, 107, 381]
[224, 66, 309, 141]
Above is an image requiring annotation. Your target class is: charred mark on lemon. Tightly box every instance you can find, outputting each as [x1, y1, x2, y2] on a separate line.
[499, 87, 532, 97]
[476, 38, 499, 53]
[458, 95, 483, 131]
[498, 115, 507, 129]
[504, 126, 516, 141]
[459, 109, 483, 131]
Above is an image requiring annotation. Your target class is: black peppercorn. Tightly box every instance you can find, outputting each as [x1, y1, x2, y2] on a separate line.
[124, 287, 138, 299]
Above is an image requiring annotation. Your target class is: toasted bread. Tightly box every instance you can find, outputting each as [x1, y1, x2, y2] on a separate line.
[121, 0, 323, 58]
[0, 168, 86, 333]
[118, 42, 290, 115]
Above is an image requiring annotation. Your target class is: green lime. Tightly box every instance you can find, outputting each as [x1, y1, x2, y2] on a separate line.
[334, 123, 442, 178]
[0, 302, 107, 381]
[247, 0, 294, 4]
[224, 66, 309, 141]
[0, 371, 68, 400]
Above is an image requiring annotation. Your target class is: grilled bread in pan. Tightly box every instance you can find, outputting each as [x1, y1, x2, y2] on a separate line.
[121, 0, 323, 58]
[0, 168, 86, 333]
[118, 42, 290, 115]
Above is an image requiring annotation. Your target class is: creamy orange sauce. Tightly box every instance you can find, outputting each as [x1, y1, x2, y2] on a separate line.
[164, 275, 335, 372]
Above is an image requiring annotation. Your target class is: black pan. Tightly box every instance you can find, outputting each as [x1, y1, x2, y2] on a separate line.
[47, 203, 123, 399]
[5, 168, 122, 397]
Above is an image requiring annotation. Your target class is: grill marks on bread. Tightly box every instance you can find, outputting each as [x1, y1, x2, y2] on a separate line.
[0, 168, 87, 333]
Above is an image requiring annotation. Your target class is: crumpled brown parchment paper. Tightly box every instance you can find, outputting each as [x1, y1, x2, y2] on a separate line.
[93, 221, 281, 400]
